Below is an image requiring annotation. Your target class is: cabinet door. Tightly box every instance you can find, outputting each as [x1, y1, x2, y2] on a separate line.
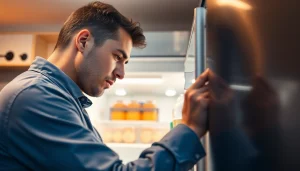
[0, 34, 34, 66]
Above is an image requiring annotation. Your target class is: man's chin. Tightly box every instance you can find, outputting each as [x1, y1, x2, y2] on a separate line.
[86, 88, 104, 97]
[94, 89, 105, 97]
[97, 90, 105, 97]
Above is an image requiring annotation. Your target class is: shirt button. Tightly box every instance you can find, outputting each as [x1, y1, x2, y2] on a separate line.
[195, 154, 201, 160]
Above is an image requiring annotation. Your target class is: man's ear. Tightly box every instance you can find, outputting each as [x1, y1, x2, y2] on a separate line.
[75, 29, 92, 53]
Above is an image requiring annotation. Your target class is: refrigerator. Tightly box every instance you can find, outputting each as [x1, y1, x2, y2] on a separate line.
[184, 0, 300, 171]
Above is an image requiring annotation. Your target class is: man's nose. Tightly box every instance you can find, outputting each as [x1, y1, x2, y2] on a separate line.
[114, 64, 125, 80]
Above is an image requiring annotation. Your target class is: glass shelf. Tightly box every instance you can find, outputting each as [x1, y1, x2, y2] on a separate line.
[184, 18, 196, 90]
[184, 7, 207, 90]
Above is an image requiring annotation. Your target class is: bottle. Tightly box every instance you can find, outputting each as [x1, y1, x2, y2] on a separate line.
[126, 100, 141, 120]
[172, 93, 184, 127]
[142, 100, 158, 121]
[111, 100, 126, 120]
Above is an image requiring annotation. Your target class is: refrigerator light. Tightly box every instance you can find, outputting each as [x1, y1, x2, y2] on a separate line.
[165, 89, 177, 97]
[115, 89, 127, 96]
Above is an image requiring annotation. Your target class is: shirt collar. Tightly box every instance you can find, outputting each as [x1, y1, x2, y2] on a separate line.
[29, 57, 92, 108]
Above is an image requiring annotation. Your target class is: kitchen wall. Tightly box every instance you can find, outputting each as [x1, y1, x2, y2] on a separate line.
[0, 34, 34, 66]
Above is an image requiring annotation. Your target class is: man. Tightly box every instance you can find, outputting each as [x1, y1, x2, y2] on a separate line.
[0, 1, 210, 170]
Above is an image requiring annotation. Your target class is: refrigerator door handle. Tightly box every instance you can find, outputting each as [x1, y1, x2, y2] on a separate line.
[195, 7, 206, 77]
[194, 6, 207, 171]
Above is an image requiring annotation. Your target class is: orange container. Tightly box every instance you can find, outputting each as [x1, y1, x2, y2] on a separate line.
[111, 100, 126, 120]
[142, 100, 158, 121]
[126, 100, 141, 120]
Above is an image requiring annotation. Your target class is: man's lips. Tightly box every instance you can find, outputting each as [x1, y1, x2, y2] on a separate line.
[106, 80, 114, 86]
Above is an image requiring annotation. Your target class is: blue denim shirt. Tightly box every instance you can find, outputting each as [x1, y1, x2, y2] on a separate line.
[0, 57, 205, 170]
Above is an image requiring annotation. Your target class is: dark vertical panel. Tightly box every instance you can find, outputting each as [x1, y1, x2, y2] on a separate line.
[206, 0, 300, 170]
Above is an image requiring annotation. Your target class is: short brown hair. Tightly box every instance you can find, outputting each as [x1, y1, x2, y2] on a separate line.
[54, 1, 146, 50]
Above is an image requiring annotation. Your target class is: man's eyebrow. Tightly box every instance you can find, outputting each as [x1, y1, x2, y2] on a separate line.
[117, 49, 129, 64]
[116, 49, 128, 59]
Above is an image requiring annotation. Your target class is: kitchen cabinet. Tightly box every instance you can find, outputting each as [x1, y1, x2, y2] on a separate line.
[0, 33, 58, 67]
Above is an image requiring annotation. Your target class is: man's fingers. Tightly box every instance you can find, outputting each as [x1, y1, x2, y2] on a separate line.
[197, 92, 210, 100]
[190, 68, 210, 89]
[197, 86, 209, 94]
[208, 70, 228, 88]
[198, 97, 210, 107]
[186, 86, 210, 105]
[185, 87, 209, 102]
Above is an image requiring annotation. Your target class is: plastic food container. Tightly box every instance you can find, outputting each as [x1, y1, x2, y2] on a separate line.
[94, 121, 169, 144]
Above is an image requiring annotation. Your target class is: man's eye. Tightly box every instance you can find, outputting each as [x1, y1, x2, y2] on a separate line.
[114, 55, 121, 61]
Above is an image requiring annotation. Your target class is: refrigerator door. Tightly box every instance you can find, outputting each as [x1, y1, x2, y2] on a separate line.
[206, 0, 300, 171]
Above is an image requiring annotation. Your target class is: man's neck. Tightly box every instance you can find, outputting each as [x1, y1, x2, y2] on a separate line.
[47, 48, 77, 84]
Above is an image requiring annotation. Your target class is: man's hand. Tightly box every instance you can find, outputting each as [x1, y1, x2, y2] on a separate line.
[182, 69, 210, 138]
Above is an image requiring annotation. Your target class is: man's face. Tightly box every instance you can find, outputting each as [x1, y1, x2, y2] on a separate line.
[75, 28, 132, 97]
